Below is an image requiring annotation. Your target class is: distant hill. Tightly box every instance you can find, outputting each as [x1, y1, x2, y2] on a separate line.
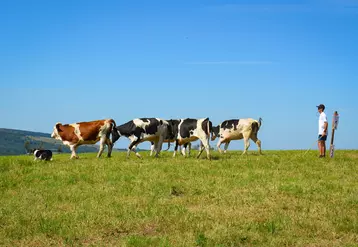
[0, 128, 126, 156]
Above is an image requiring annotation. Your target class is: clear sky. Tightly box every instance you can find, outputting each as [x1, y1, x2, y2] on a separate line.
[0, 0, 357, 151]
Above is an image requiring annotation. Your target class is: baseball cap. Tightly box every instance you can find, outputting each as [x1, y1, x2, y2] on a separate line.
[316, 104, 325, 110]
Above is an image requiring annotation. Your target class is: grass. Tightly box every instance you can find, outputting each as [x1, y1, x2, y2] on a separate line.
[0, 150, 357, 246]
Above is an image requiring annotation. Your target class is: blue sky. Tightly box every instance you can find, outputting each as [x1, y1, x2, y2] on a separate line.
[0, 0, 357, 150]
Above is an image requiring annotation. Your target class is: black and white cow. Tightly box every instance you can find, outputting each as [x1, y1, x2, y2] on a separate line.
[150, 141, 192, 156]
[168, 118, 212, 160]
[149, 121, 192, 157]
[112, 118, 173, 158]
[211, 118, 262, 155]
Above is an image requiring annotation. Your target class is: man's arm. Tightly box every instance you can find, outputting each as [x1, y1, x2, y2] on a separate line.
[322, 121, 328, 136]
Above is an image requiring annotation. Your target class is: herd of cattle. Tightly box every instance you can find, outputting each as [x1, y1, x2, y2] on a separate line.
[50, 117, 263, 160]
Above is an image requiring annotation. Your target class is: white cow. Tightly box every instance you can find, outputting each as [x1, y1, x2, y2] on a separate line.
[211, 118, 262, 155]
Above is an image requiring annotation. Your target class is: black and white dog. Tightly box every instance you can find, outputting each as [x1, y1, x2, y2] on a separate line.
[33, 149, 53, 161]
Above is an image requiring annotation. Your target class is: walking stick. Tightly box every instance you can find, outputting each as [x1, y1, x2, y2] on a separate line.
[330, 111, 339, 158]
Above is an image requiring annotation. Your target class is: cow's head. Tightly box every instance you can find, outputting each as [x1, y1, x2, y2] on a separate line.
[211, 125, 220, 141]
[111, 127, 121, 144]
[51, 123, 62, 140]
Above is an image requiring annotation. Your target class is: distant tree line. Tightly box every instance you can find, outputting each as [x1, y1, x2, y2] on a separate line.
[24, 136, 65, 154]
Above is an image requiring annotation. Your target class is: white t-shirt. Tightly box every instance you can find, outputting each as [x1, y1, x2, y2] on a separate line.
[318, 112, 328, 135]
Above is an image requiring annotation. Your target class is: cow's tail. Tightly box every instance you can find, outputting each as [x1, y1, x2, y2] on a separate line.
[208, 120, 213, 136]
[251, 118, 262, 134]
[108, 119, 116, 137]
[258, 117, 262, 129]
[166, 141, 171, 151]
[108, 119, 120, 144]
[202, 117, 211, 136]
[251, 122, 258, 134]
[108, 119, 116, 132]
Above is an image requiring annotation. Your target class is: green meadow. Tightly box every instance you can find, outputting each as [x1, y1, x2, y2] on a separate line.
[0, 150, 357, 246]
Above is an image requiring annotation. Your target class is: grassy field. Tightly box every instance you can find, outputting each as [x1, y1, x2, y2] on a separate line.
[0, 150, 357, 246]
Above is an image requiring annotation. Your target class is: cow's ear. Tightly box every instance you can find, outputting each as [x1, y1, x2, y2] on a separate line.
[56, 123, 62, 132]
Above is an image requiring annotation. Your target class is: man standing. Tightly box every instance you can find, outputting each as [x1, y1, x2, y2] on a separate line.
[317, 104, 328, 158]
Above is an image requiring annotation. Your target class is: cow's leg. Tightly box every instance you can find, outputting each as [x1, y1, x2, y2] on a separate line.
[197, 144, 204, 158]
[106, 138, 113, 157]
[199, 143, 211, 159]
[97, 137, 107, 158]
[70, 145, 79, 159]
[250, 134, 262, 155]
[153, 141, 158, 157]
[217, 139, 224, 154]
[223, 141, 230, 153]
[181, 143, 187, 156]
[242, 132, 251, 155]
[155, 135, 165, 157]
[153, 139, 163, 157]
[127, 136, 142, 158]
[132, 145, 142, 158]
[203, 138, 211, 160]
[197, 136, 211, 160]
[187, 142, 192, 156]
[150, 142, 155, 156]
[128, 143, 141, 158]
[173, 140, 179, 157]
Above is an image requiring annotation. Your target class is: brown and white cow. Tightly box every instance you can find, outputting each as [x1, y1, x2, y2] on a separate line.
[211, 118, 262, 155]
[51, 119, 116, 159]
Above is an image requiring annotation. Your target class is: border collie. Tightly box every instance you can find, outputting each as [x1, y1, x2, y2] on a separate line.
[33, 149, 53, 161]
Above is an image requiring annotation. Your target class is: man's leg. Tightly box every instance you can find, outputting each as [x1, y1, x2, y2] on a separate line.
[318, 140, 323, 157]
[318, 135, 326, 157]
[318, 135, 323, 157]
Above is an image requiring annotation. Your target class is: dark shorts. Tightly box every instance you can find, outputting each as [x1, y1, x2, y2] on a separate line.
[318, 135, 327, 141]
